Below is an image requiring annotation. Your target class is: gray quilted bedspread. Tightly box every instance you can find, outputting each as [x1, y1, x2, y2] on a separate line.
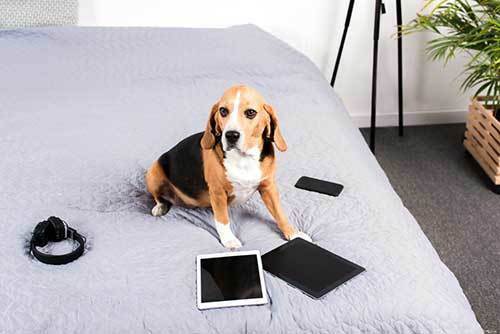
[0, 25, 482, 333]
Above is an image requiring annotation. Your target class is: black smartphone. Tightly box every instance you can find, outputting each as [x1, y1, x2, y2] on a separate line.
[294, 176, 344, 197]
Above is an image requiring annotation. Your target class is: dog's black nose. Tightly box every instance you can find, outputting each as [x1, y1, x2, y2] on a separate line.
[225, 131, 240, 144]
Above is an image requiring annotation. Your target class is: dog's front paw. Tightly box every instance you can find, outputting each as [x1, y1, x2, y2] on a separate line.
[215, 221, 242, 249]
[151, 203, 169, 217]
[289, 231, 312, 242]
[221, 237, 242, 250]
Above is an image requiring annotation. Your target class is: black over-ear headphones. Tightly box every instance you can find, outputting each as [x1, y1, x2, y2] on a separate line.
[30, 216, 86, 265]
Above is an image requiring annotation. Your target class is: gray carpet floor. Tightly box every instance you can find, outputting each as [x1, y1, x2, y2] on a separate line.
[360, 124, 499, 332]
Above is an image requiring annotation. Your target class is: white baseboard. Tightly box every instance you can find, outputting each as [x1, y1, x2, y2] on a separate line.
[350, 109, 467, 128]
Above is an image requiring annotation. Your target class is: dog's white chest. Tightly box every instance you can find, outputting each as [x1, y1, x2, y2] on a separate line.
[223, 150, 262, 205]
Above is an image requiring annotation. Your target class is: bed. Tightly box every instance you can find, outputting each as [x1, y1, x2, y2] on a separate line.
[0, 25, 482, 333]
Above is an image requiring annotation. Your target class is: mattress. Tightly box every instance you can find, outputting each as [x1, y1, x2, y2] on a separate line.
[0, 25, 483, 333]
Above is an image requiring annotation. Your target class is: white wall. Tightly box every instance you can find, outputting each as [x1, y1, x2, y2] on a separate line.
[79, 0, 471, 127]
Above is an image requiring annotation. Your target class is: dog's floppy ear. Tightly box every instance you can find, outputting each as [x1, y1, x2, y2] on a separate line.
[201, 103, 221, 149]
[263, 104, 287, 152]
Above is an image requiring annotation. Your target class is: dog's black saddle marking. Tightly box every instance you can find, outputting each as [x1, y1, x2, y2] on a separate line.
[158, 132, 208, 199]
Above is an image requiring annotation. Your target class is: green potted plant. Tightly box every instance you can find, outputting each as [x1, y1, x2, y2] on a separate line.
[403, 0, 499, 117]
[403, 0, 499, 192]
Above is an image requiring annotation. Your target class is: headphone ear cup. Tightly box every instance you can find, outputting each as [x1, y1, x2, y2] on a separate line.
[32, 221, 50, 247]
[47, 216, 66, 242]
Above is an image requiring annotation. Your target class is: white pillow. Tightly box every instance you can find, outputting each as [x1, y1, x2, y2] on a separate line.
[0, 0, 78, 29]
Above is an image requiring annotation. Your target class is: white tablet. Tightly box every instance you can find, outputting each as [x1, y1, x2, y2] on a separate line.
[196, 250, 268, 310]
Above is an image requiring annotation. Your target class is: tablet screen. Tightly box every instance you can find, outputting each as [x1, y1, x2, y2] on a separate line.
[197, 251, 267, 309]
[200, 255, 262, 302]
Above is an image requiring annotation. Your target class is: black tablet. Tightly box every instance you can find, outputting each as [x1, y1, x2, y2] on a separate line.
[262, 238, 364, 299]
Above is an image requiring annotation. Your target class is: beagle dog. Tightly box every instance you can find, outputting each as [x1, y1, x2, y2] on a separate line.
[145, 85, 310, 248]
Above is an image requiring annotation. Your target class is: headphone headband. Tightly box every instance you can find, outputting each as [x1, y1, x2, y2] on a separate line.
[30, 217, 85, 265]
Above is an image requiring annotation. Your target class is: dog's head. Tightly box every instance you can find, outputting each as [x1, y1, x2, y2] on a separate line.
[201, 85, 287, 154]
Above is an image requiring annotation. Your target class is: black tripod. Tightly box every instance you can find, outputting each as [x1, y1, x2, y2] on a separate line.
[330, 0, 404, 153]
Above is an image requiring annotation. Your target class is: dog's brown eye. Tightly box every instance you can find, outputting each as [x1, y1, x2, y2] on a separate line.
[219, 107, 229, 117]
[244, 109, 257, 119]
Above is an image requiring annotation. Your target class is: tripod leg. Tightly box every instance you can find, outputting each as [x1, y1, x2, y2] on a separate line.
[330, 0, 355, 87]
[396, 0, 404, 136]
[370, 0, 382, 153]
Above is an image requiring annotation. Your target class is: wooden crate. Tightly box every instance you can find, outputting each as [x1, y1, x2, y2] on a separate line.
[464, 97, 500, 186]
